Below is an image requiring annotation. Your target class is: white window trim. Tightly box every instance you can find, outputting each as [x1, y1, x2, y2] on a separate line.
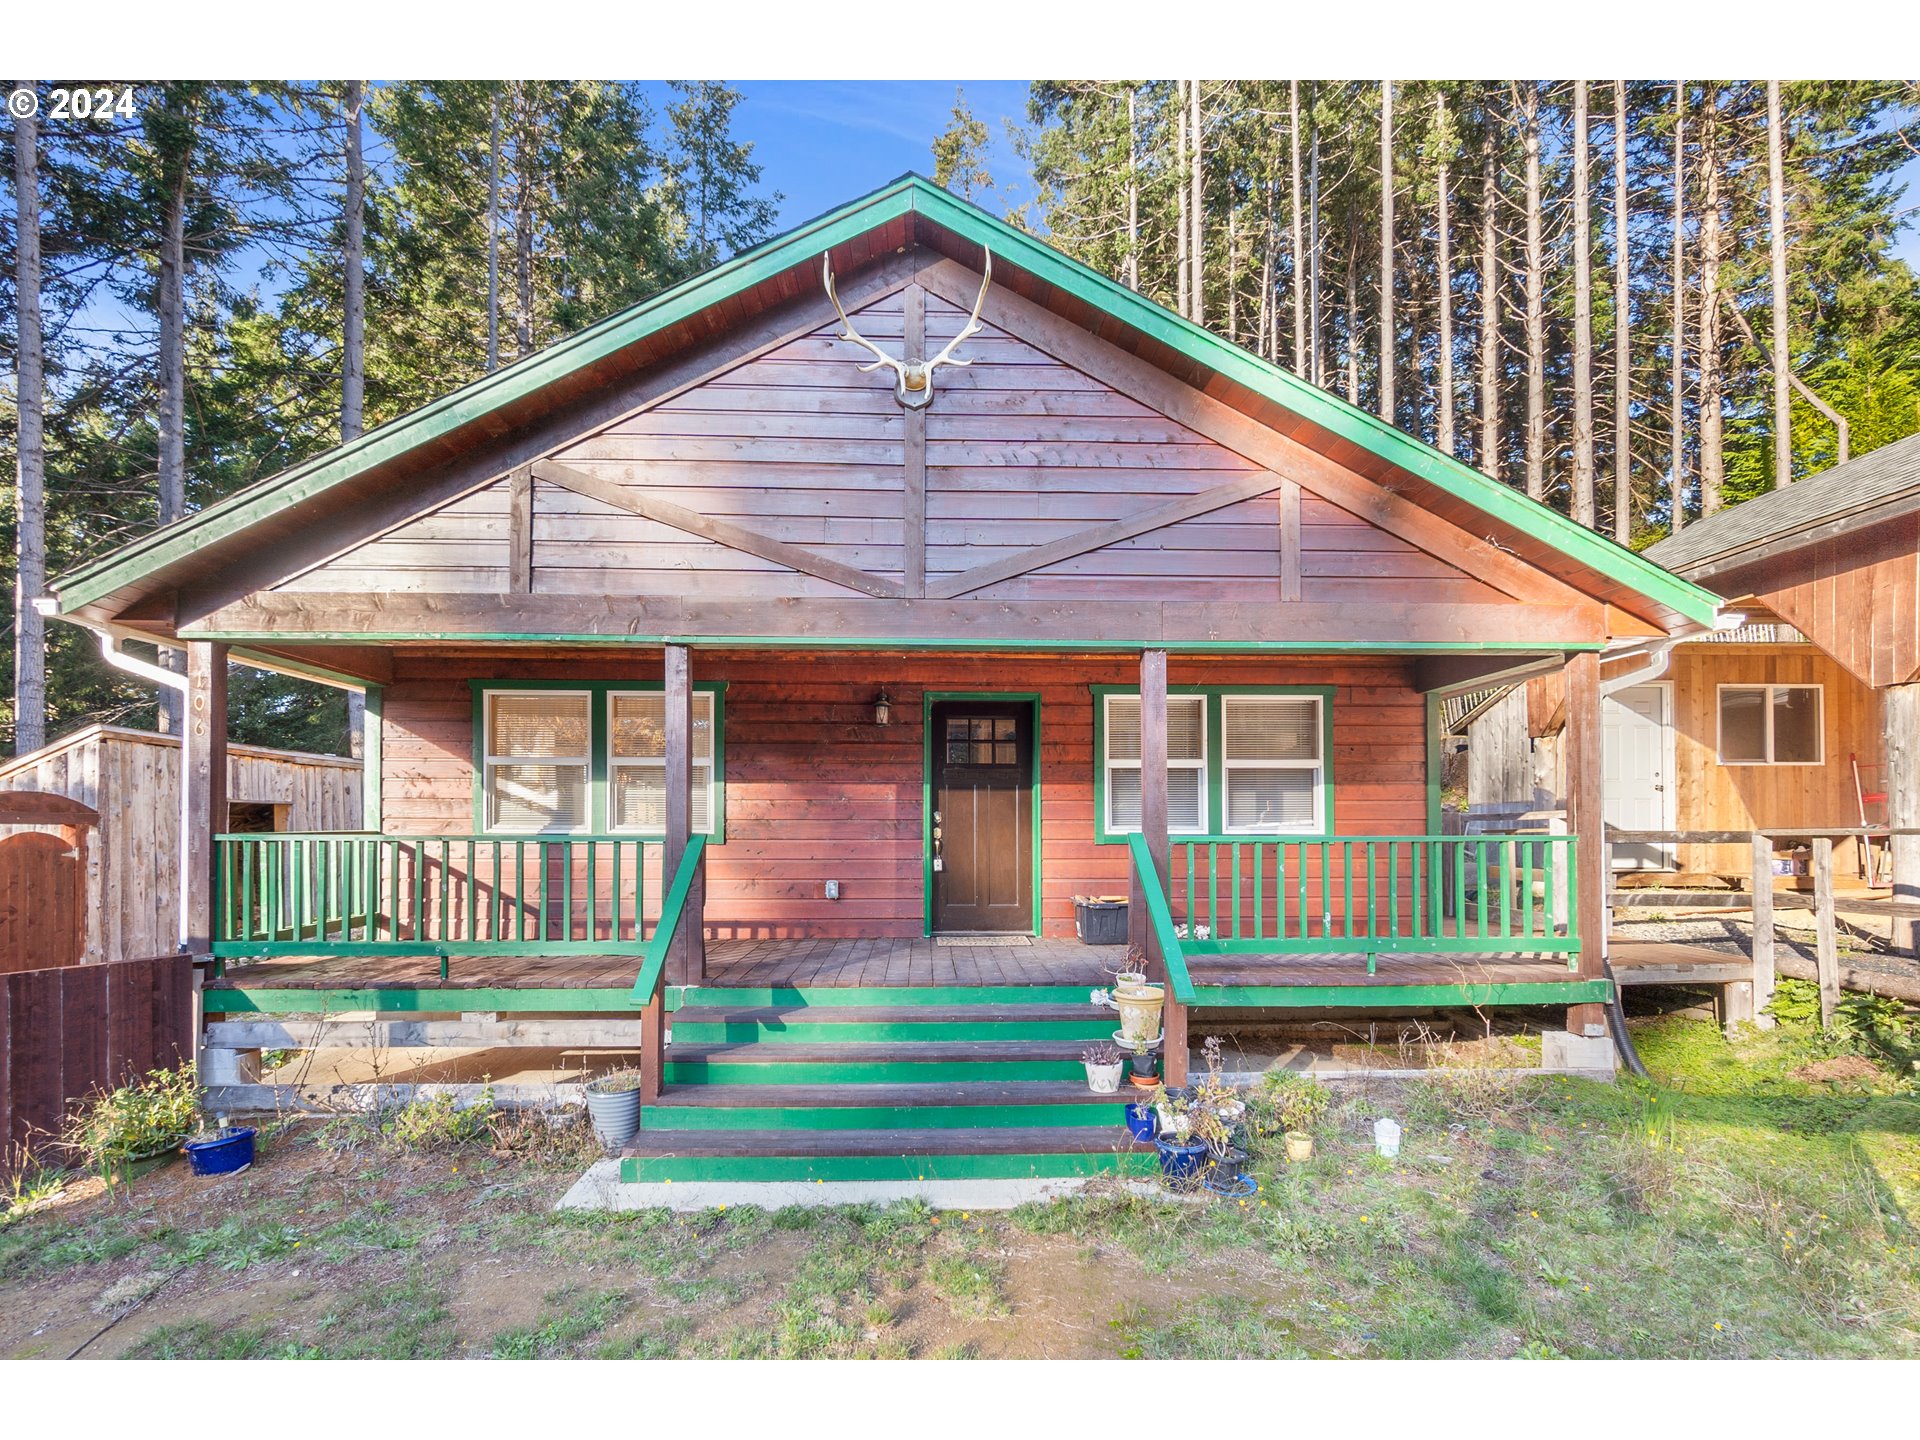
[606, 689, 717, 836]
[1103, 691, 1208, 835]
[482, 689, 592, 836]
[1220, 694, 1327, 835]
[1715, 682, 1825, 767]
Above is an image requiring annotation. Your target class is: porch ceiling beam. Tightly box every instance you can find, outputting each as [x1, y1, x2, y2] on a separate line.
[183, 592, 1609, 648]
[1412, 652, 1561, 695]
[530, 458, 908, 601]
[924, 471, 1283, 601]
[916, 258, 1598, 616]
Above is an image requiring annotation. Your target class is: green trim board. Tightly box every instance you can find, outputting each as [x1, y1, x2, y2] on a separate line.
[921, 691, 1043, 937]
[618, 1151, 1157, 1184]
[57, 173, 1718, 630]
[467, 679, 727, 841]
[640, 1103, 1129, 1131]
[1188, 981, 1613, 1009]
[1090, 684, 1336, 845]
[201, 986, 642, 1014]
[194, 633, 1610, 653]
[1424, 691, 1444, 837]
[666, 985, 1098, 1011]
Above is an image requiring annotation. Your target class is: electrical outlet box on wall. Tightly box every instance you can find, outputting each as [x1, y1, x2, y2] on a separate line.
[824, 880, 840, 900]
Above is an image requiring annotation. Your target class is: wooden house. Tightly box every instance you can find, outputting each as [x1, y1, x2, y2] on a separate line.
[1466, 435, 1920, 901]
[44, 176, 1721, 1181]
[0, 725, 361, 965]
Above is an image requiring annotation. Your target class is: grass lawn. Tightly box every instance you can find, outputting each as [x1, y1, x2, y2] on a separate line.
[3, 992, 1916, 1359]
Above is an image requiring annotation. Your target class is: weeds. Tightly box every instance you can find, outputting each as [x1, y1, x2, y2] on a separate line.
[61, 1065, 201, 1176]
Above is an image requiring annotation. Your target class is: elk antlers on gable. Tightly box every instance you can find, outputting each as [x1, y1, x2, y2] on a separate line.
[823, 252, 992, 408]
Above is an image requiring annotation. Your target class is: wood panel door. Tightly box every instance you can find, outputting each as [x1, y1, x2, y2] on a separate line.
[930, 700, 1036, 934]
[0, 830, 87, 973]
[1604, 684, 1675, 871]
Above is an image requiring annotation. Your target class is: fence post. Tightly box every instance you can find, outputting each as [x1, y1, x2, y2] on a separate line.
[1814, 836, 1840, 1029]
[1746, 833, 1775, 1030]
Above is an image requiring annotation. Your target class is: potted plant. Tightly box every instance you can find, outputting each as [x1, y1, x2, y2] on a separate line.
[183, 1121, 257, 1177]
[1144, 1087, 1208, 1186]
[1125, 1035, 1159, 1088]
[1082, 1041, 1124, 1094]
[1259, 1071, 1330, 1162]
[1193, 1107, 1254, 1196]
[585, 1068, 645, 1148]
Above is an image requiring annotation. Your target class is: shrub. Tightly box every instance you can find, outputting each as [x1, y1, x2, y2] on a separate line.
[1251, 1071, 1331, 1135]
[381, 1088, 499, 1150]
[62, 1064, 201, 1174]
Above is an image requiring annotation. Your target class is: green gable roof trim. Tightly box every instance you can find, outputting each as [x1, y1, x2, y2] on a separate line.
[55, 174, 1720, 629]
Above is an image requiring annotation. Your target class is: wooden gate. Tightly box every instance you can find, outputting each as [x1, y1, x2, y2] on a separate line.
[0, 793, 98, 974]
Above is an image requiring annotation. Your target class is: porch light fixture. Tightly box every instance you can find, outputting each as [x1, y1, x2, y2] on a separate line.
[873, 689, 893, 727]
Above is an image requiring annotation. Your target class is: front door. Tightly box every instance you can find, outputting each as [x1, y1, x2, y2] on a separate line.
[930, 700, 1035, 933]
[1604, 684, 1676, 871]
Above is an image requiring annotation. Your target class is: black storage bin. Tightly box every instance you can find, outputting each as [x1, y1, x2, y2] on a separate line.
[1073, 896, 1129, 945]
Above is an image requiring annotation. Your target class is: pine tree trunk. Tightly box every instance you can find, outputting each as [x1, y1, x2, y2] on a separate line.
[156, 135, 190, 731]
[1435, 91, 1455, 456]
[486, 90, 501, 373]
[1768, 78, 1792, 486]
[1124, 86, 1139, 291]
[12, 90, 46, 755]
[1227, 205, 1238, 343]
[1344, 209, 1361, 405]
[1478, 129, 1501, 480]
[1379, 80, 1395, 424]
[1613, 80, 1633, 543]
[1571, 80, 1596, 528]
[341, 79, 365, 442]
[1176, 81, 1189, 319]
[514, 86, 535, 359]
[1522, 81, 1547, 503]
[1670, 80, 1687, 533]
[1190, 80, 1205, 328]
[1290, 79, 1306, 374]
[1697, 83, 1724, 517]
[1308, 90, 1322, 386]
[1258, 180, 1275, 358]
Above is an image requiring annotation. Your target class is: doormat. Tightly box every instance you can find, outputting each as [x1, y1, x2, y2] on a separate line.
[934, 936, 1033, 948]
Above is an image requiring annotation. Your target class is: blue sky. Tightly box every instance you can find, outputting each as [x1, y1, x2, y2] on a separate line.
[642, 80, 1037, 228]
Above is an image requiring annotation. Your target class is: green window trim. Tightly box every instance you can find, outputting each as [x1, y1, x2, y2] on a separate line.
[1090, 684, 1336, 845]
[468, 679, 728, 841]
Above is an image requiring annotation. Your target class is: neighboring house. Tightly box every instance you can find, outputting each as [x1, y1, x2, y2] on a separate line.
[1465, 434, 1920, 901]
[0, 725, 361, 965]
[43, 176, 1721, 1178]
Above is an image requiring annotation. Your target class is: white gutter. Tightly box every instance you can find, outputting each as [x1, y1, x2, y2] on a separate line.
[35, 601, 196, 954]
[1597, 609, 1745, 699]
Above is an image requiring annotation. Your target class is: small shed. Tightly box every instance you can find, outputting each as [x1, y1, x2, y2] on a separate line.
[0, 725, 361, 964]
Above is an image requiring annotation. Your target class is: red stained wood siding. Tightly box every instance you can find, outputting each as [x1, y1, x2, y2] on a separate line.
[380, 650, 1429, 941]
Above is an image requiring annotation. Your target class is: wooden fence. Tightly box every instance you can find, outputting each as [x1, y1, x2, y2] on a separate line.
[1, 953, 194, 1156]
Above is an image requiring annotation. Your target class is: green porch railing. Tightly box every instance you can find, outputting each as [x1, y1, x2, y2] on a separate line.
[1164, 835, 1578, 960]
[630, 834, 708, 1006]
[213, 832, 660, 957]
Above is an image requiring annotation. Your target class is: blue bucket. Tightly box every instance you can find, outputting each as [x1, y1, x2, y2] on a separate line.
[1154, 1136, 1208, 1182]
[184, 1127, 256, 1177]
[1124, 1103, 1158, 1141]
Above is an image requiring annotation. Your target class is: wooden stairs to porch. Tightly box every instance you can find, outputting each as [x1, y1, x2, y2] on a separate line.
[618, 986, 1160, 1183]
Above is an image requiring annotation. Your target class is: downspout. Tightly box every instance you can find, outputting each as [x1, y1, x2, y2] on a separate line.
[1589, 608, 1744, 1077]
[37, 604, 196, 954]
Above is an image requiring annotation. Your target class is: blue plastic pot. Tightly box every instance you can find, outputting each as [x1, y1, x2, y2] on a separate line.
[183, 1126, 256, 1177]
[1124, 1102, 1158, 1141]
[1154, 1135, 1208, 1182]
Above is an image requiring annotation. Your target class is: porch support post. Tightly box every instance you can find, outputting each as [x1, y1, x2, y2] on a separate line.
[184, 641, 229, 956]
[663, 643, 706, 984]
[1885, 682, 1920, 956]
[1562, 649, 1608, 1038]
[1137, 649, 1184, 1084]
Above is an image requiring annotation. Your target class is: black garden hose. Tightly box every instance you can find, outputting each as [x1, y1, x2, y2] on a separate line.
[1601, 955, 1651, 1080]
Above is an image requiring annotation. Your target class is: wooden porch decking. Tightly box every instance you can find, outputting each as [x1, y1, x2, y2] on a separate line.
[212, 936, 1595, 994]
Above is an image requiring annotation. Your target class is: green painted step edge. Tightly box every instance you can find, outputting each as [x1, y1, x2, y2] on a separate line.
[663, 1059, 1085, 1085]
[203, 986, 638, 1015]
[668, 1020, 1116, 1044]
[1189, 980, 1614, 1008]
[666, 985, 1099, 1012]
[639, 1103, 1130, 1131]
[617, 1149, 1159, 1184]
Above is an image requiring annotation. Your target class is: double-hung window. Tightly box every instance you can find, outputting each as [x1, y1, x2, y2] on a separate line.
[478, 684, 723, 835]
[483, 691, 591, 834]
[1717, 684, 1822, 766]
[1097, 688, 1328, 839]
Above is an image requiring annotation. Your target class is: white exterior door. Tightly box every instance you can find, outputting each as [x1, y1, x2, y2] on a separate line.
[1604, 684, 1675, 871]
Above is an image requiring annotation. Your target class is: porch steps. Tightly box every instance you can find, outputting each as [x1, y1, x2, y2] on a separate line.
[620, 985, 1157, 1184]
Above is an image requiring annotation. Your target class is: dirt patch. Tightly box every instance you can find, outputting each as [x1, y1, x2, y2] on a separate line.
[1791, 1055, 1883, 1084]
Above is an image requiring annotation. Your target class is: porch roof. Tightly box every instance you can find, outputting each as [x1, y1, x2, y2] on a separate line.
[51, 174, 1720, 636]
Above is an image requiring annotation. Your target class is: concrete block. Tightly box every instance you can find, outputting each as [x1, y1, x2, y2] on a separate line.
[1541, 1029, 1617, 1077]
